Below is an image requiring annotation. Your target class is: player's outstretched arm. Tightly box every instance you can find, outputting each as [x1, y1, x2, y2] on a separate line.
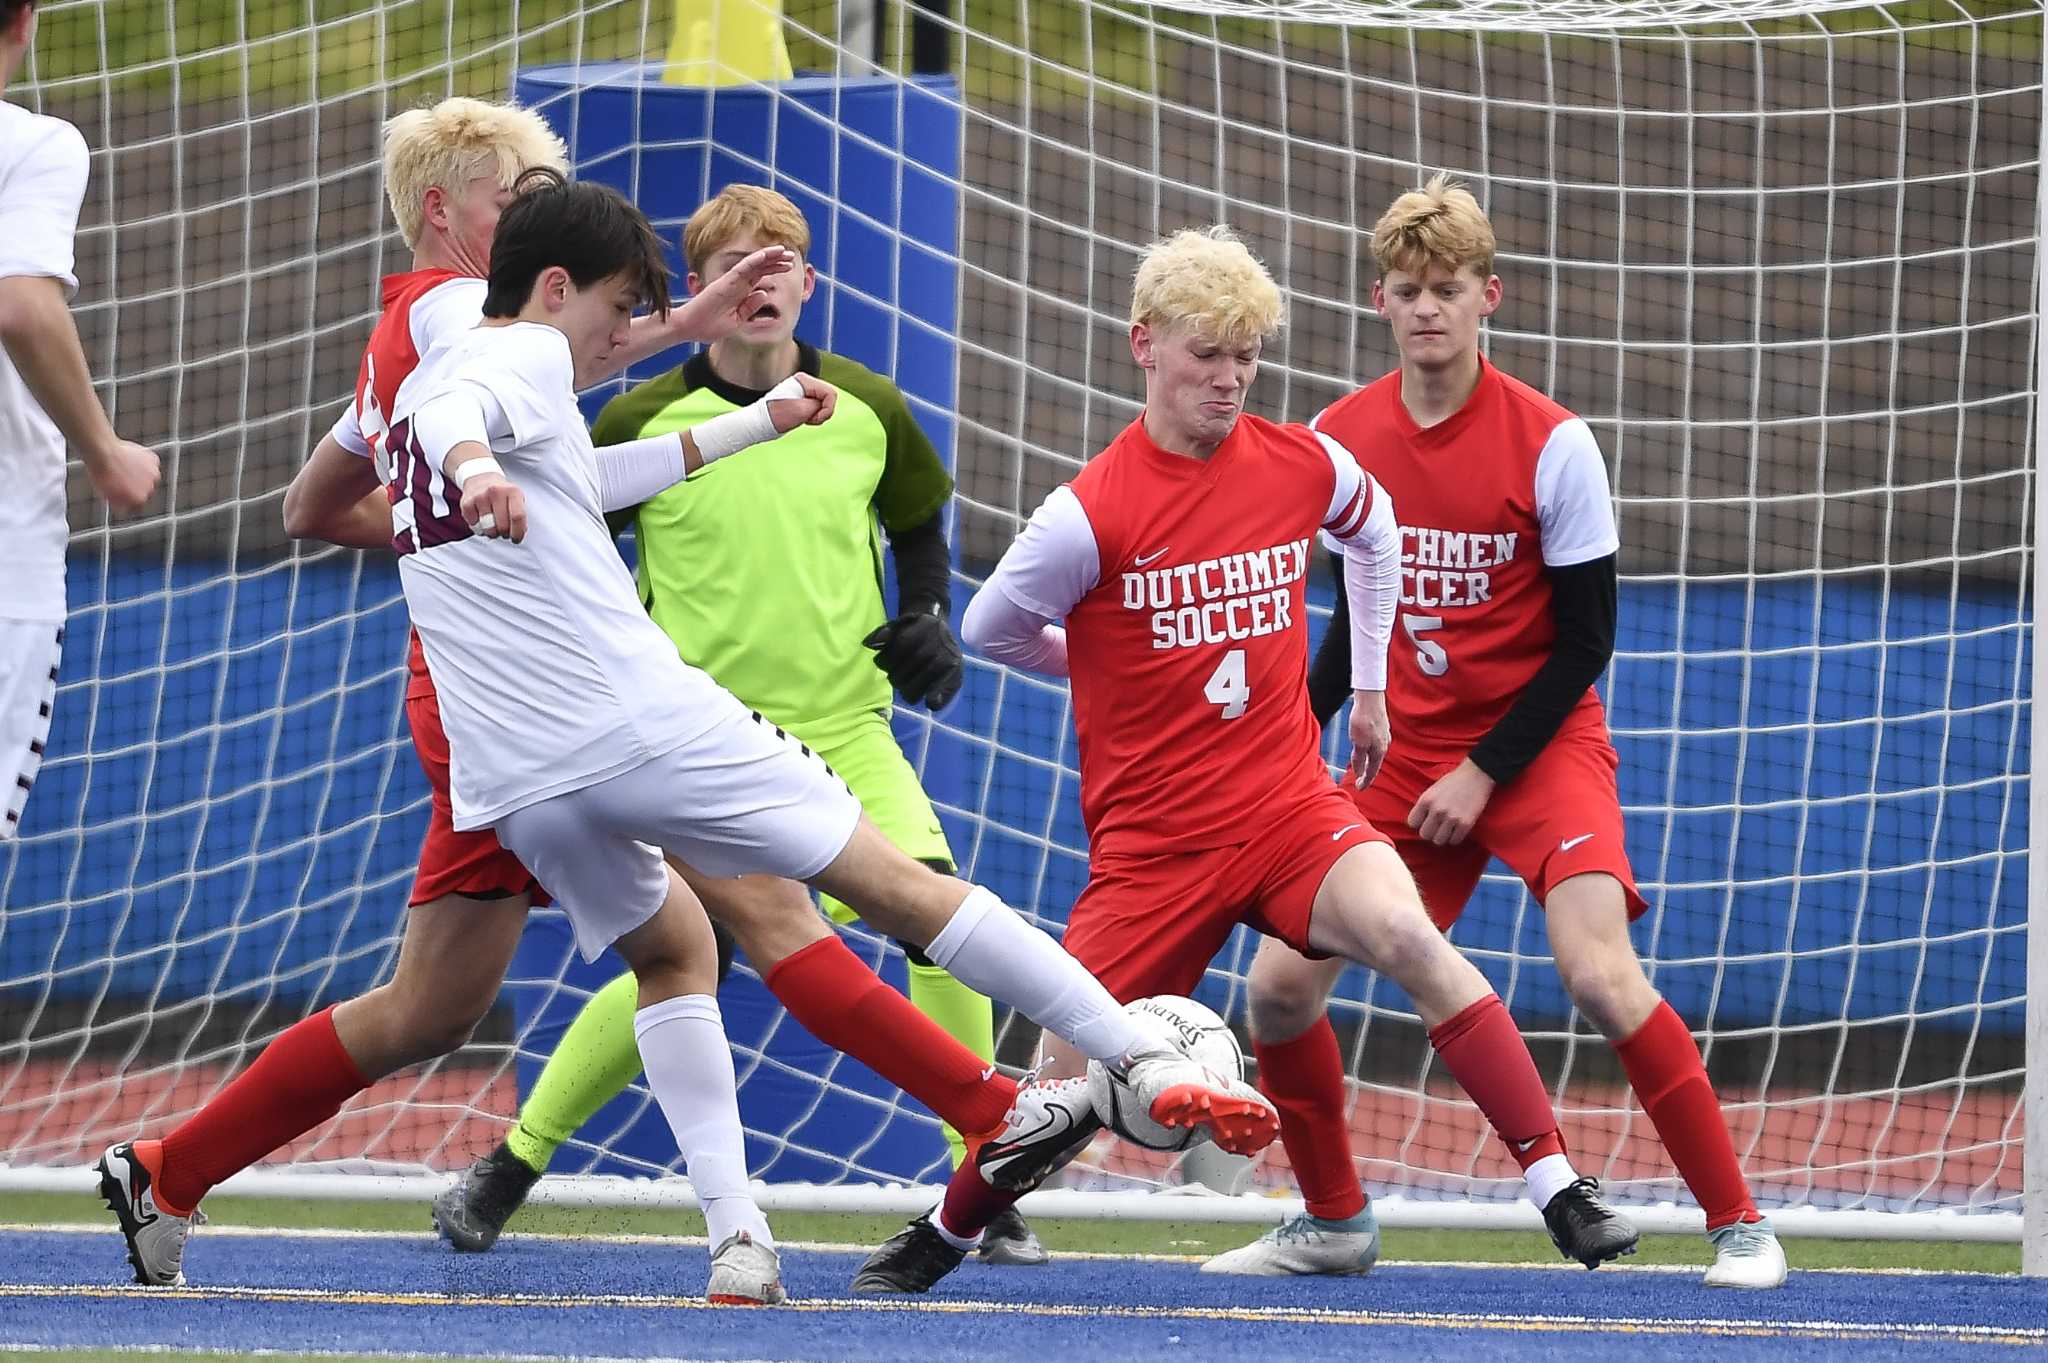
[591, 374, 834, 513]
[609, 245, 798, 377]
[0, 274, 159, 514]
[283, 432, 392, 549]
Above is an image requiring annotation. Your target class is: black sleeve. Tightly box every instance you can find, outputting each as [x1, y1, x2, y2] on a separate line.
[1307, 550, 1353, 727]
[1467, 553, 1618, 785]
[888, 512, 953, 618]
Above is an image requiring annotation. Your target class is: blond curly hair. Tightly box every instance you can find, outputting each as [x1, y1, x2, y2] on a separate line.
[382, 97, 568, 249]
[1129, 225, 1284, 347]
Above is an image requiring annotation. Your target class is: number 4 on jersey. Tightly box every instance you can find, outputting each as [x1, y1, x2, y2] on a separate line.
[1204, 647, 1250, 719]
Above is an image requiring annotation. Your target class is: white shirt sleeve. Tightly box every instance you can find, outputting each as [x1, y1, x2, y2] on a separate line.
[1534, 418, 1621, 567]
[594, 433, 687, 512]
[447, 325, 568, 455]
[1315, 432, 1400, 692]
[328, 401, 371, 459]
[960, 484, 1101, 678]
[0, 118, 88, 296]
[408, 276, 488, 355]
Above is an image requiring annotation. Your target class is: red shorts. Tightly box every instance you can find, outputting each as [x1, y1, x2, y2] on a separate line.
[1061, 781, 1388, 1001]
[1351, 731, 1644, 932]
[404, 631, 549, 908]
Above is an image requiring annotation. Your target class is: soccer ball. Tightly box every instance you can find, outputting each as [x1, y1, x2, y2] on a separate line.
[1085, 995, 1246, 1152]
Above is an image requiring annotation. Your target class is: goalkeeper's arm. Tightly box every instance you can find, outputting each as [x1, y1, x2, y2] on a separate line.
[865, 514, 966, 710]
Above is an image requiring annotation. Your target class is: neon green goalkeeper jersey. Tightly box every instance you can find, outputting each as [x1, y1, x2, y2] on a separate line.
[591, 342, 954, 748]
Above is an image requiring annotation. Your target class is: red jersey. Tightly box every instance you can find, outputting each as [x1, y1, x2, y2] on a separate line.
[1314, 358, 1620, 759]
[332, 268, 487, 694]
[1059, 414, 1372, 854]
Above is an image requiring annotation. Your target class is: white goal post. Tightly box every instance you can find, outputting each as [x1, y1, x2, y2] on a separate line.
[0, 0, 2036, 1259]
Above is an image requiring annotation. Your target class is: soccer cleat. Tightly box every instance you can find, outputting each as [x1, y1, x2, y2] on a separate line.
[1200, 1204, 1381, 1277]
[96, 1141, 201, 1286]
[706, 1229, 788, 1305]
[973, 1076, 1103, 1194]
[976, 1204, 1049, 1266]
[1541, 1177, 1640, 1269]
[1116, 1042, 1281, 1156]
[1703, 1216, 1787, 1289]
[431, 1142, 541, 1252]
[850, 1212, 968, 1295]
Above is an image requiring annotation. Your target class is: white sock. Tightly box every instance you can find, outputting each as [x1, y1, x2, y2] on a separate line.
[1523, 1152, 1579, 1211]
[930, 1209, 983, 1252]
[922, 886, 1142, 1063]
[633, 993, 773, 1249]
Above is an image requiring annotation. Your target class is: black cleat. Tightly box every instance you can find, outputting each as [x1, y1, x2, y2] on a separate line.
[976, 1204, 1049, 1266]
[851, 1212, 968, 1294]
[432, 1142, 541, 1252]
[1542, 1177, 1640, 1268]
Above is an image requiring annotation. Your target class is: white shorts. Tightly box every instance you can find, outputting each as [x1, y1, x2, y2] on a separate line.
[496, 704, 863, 960]
[0, 619, 62, 841]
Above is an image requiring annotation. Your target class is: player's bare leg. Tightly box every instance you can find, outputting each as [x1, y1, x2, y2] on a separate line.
[100, 891, 529, 1285]
[1300, 843, 1638, 1268]
[1546, 872, 1783, 1287]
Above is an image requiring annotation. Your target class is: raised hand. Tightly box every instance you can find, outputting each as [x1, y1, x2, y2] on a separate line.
[670, 245, 798, 343]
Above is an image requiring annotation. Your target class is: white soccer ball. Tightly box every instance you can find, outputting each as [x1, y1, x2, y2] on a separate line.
[1086, 995, 1246, 1152]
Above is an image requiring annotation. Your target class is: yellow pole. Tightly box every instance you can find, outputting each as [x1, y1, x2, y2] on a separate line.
[664, 0, 794, 87]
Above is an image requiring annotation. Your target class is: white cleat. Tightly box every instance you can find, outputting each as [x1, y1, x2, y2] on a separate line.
[1201, 1206, 1381, 1277]
[1703, 1216, 1787, 1289]
[706, 1229, 788, 1305]
[96, 1142, 201, 1286]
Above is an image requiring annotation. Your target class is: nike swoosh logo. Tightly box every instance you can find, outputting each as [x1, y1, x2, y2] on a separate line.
[1561, 833, 1594, 852]
[1332, 823, 1361, 842]
[1134, 547, 1171, 566]
[979, 1065, 997, 1083]
[1513, 1136, 1543, 1153]
[986, 1105, 1074, 1156]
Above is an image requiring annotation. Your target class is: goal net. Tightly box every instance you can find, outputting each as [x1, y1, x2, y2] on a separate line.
[0, 0, 2034, 1240]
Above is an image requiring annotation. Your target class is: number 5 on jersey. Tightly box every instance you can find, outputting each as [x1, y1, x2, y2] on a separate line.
[1205, 647, 1250, 719]
[1403, 613, 1449, 676]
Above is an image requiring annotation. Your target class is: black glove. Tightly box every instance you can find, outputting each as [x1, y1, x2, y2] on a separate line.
[863, 608, 964, 711]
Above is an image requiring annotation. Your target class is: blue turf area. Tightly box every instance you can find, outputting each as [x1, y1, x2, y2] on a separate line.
[1, 1227, 2042, 1363]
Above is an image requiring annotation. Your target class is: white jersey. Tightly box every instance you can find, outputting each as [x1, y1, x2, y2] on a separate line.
[385, 322, 731, 829]
[0, 105, 90, 623]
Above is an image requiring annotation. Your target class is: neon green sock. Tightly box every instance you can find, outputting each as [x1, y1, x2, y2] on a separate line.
[905, 961, 996, 1169]
[504, 971, 646, 1174]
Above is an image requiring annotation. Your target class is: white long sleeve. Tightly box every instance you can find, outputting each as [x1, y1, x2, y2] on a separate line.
[595, 432, 687, 512]
[1314, 431, 1400, 692]
[960, 485, 1100, 678]
[1337, 484, 1400, 690]
[961, 587, 1071, 676]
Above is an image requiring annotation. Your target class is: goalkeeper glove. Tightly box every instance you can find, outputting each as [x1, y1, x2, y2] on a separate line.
[863, 606, 964, 711]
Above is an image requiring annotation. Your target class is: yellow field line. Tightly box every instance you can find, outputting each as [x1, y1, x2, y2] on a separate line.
[1, 1282, 2040, 1346]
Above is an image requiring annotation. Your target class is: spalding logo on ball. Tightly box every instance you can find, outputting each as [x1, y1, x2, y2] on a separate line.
[1085, 995, 1245, 1151]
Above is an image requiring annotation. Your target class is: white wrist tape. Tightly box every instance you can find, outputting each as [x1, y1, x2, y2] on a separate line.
[690, 375, 811, 465]
[450, 456, 504, 489]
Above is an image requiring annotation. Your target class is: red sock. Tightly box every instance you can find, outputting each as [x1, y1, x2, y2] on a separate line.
[765, 936, 1018, 1138]
[938, 1154, 1021, 1239]
[1253, 1018, 1365, 1220]
[1615, 1000, 1758, 1229]
[156, 1005, 369, 1213]
[1427, 995, 1564, 1170]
